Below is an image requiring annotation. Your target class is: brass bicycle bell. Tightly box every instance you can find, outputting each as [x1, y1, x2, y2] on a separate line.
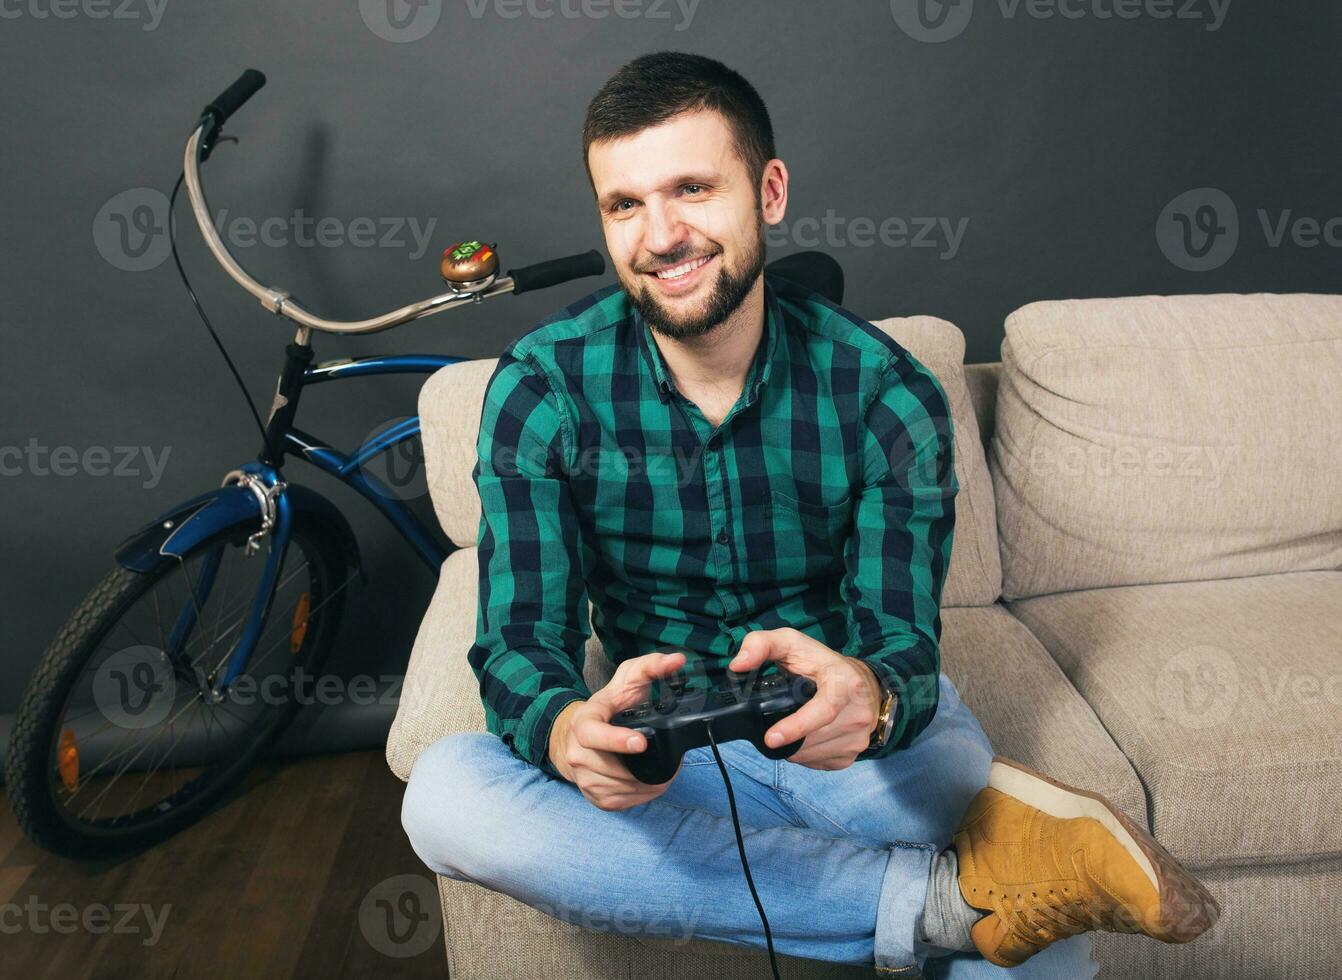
[440, 240, 499, 294]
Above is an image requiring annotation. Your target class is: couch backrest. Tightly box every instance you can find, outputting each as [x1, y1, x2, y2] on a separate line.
[418, 315, 1004, 606]
[990, 293, 1342, 600]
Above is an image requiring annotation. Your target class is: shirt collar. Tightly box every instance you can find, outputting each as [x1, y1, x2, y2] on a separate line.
[635, 274, 787, 406]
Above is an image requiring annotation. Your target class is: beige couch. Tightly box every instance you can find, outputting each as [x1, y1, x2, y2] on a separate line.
[386, 292, 1342, 979]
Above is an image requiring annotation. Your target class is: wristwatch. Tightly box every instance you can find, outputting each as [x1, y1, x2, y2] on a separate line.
[867, 667, 898, 752]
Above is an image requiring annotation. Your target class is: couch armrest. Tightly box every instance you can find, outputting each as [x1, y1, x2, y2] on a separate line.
[386, 547, 487, 781]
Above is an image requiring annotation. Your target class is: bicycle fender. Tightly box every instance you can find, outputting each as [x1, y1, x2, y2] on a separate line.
[114, 483, 362, 578]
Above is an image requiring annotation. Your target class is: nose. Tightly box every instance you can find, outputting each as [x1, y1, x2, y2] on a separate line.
[641, 198, 690, 262]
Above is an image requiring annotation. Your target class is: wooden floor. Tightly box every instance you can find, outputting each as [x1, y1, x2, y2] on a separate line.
[0, 751, 447, 979]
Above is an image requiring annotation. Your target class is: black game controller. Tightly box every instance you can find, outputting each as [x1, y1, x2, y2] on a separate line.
[611, 670, 818, 784]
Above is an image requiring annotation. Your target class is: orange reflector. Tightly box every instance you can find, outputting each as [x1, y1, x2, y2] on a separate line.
[290, 592, 311, 655]
[57, 728, 79, 792]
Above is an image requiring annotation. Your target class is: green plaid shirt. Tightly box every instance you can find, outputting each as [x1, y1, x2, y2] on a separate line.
[468, 272, 958, 780]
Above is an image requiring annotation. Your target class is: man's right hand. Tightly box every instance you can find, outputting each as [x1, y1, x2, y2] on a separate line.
[547, 651, 687, 811]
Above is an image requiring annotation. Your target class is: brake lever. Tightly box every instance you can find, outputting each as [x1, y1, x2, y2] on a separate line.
[198, 124, 239, 163]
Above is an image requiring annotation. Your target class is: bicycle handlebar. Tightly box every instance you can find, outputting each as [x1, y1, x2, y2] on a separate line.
[508, 250, 605, 294]
[203, 69, 267, 130]
[183, 70, 606, 336]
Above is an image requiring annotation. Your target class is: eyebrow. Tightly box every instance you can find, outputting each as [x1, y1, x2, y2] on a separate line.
[597, 171, 724, 210]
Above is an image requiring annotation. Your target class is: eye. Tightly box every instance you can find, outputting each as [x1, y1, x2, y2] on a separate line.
[613, 199, 637, 214]
[682, 184, 705, 196]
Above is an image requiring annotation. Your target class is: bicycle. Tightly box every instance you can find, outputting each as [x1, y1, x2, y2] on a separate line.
[6, 69, 845, 860]
[4, 69, 609, 859]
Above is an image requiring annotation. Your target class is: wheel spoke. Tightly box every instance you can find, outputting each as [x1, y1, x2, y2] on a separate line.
[34, 529, 354, 839]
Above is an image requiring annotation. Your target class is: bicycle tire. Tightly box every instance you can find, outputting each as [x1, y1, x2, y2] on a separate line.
[5, 512, 352, 859]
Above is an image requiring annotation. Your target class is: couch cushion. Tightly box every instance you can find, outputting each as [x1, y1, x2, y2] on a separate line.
[418, 315, 1003, 605]
[938, 604, 1147, 826]
[419, 358, 498, 549]
[991, 293, 1342, 600]
[1007, 570, 1342, 867]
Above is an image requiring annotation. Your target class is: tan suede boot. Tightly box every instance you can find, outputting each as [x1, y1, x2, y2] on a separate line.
[952, 757, 1220, 968]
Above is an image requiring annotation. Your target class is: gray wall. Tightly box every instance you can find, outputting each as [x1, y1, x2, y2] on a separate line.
[3, 0, 1339, 728]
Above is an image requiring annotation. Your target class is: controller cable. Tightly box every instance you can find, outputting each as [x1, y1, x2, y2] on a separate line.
[705, 724, 783, 980]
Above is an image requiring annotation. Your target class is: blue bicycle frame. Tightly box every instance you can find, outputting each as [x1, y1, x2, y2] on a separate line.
[114, 348, 467, 695]
[288, 351, 465, 570]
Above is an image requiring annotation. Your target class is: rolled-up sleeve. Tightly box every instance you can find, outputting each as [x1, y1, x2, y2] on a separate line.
[467, 349, 591, 780]
[840, 355, 958, 758]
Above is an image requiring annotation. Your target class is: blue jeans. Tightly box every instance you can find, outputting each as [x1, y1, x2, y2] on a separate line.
[401, 672, 1097, 978]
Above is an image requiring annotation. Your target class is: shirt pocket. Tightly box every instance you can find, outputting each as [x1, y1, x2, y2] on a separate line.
[753, 488, 852, 578]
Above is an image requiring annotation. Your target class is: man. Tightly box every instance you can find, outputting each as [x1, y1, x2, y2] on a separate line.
[402, 52, 1218, 977]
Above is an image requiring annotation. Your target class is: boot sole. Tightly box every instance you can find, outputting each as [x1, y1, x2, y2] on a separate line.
[987, 756, 1220, 943]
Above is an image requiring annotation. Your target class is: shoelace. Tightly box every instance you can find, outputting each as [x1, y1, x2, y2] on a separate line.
[983, 885, 1119, 949]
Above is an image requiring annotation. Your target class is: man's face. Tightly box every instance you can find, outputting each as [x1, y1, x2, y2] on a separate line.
[588, 109, 769, 340]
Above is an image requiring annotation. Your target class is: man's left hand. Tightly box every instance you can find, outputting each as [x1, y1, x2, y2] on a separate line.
[729, 627, 882, 770]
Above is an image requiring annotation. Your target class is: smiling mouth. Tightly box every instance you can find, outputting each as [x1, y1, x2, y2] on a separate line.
[647, 253, 715, 282]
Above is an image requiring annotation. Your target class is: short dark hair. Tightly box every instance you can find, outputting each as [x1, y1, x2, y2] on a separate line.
[582, 52, 776, 194]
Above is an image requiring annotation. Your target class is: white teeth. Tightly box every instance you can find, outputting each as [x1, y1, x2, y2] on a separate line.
[654, 255, 711, 280]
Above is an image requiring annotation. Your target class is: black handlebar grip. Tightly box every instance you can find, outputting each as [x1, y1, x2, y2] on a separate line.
[507, 250, 606, 295]
[203, 69, 267, 127]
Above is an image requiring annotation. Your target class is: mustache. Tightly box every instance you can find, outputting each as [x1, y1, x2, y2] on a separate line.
[635, 247, 720, 274]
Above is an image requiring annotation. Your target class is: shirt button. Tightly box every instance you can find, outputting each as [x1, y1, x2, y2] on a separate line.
[716, 529, 729, 545]
[707, 435, 722, 452]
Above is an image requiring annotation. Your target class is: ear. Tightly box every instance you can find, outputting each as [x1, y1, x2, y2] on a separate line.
[759, 158, 788, 226]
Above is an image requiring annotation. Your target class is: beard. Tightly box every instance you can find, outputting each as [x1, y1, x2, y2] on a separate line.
[624, 226, 766, 341]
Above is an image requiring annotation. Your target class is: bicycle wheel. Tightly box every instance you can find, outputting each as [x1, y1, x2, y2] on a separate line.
[5, 511, 353, 858]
